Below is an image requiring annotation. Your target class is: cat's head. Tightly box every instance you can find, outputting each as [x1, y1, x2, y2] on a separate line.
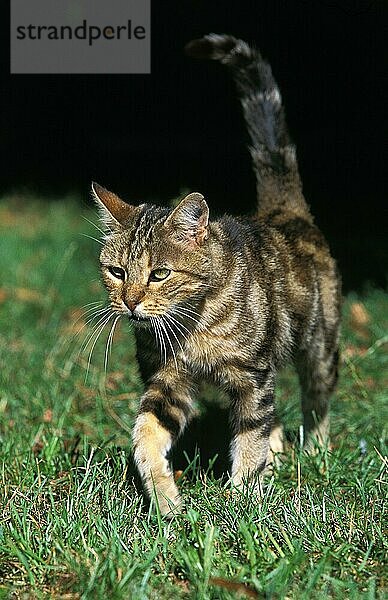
[92, 183, 211, 322]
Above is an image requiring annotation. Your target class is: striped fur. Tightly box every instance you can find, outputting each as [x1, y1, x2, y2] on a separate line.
[93, 34, 341, 516]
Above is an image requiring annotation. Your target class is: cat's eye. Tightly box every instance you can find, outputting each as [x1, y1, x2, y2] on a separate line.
[108, 266, 126, 280]
[149, 268, 171, 282]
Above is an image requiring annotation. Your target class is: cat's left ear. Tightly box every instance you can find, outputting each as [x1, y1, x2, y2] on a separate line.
[91, 182, 137, 231]
[164, 192, 209, 247]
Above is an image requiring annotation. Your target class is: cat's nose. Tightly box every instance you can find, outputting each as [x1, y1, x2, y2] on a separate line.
[123, 299, 137, 313]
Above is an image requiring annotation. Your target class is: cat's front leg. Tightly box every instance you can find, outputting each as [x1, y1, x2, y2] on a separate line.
[132, 378, 193, 516]
[229, 367, 275, 487]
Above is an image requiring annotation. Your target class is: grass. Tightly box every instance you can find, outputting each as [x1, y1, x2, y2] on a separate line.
[0, 194, 387, 599]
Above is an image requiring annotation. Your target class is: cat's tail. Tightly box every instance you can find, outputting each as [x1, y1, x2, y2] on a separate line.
[185, 34, 311, 218]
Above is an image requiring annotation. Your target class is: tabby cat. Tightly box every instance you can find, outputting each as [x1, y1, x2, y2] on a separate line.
[91, 34, 341, 516]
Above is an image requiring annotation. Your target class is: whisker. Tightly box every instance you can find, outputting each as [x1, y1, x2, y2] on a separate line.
[82, 233, 103, 246]
[150, 316, 157, 345]
[72, 306, 110, 334]
[176, 307, 201, 319]
[162, 315, 185, 355]
[179, 303, 203, 317]
[151, 316, 165, 365]
[80, 310, 112, 356]
[83, 306, 112, 325]
[164, 312, 191, 342]
[50, 303, 109, 371]
[82, 311, 112, 351]
[64, 306, 111, 358]
[104, 314, 121, 373]
[156, 318, 167, 365]
[160, 317, 178, 372]
[81, 300, 104, 309]
[82, 216, 106, 236]
[150, 317, 162, 364]
[171, 306, 201, 325]
[85, 312, 114, 381]
[67, 304, 107, 337]
[75, 307, 112, 344]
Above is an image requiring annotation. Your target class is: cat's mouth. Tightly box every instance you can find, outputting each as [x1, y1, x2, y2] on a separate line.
[129, 313, 149, 322]
[122, 303, 149, 323]
[128, 313, 152, 327]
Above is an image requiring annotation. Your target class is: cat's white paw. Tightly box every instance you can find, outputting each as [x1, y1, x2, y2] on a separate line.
[154, 479, 182, 517]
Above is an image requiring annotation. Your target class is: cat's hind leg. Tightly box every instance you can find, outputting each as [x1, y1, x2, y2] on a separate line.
[229, 367, 275, 486]
[268, 421, 285, 466]
[296, 330, 339, 450]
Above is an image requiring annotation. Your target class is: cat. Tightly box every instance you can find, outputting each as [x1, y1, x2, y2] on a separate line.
[91, 33, 341, 516]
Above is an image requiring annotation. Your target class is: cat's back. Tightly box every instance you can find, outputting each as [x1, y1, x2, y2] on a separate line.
[210, 208, 339, 358]
[214, 208, 334, 283]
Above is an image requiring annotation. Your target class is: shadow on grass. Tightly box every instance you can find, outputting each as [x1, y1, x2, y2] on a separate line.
[172, 399, 231, 480]
[121, 399, 232, 498]
[124, 394, 300, 491]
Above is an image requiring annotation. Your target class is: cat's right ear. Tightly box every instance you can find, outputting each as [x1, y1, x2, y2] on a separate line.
[91, 182, 137, 231]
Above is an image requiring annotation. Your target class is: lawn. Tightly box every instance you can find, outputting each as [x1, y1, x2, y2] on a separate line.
[0, 194, 387, 599]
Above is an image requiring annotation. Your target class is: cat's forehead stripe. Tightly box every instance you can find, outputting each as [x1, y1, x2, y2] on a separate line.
[129, 205, 170, 261]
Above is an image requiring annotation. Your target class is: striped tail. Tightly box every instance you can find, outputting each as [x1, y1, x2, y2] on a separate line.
[185, 34, 310, 217]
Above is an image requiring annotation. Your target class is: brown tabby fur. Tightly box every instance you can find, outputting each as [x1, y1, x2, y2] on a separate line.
[92, 34, 341, 515]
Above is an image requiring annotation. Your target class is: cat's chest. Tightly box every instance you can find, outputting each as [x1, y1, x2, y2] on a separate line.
[181, 329, 241, 376]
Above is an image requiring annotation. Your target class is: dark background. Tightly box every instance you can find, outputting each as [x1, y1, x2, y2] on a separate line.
[1, 1, 387, 290]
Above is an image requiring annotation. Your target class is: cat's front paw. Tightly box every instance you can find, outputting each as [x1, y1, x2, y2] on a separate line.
[154, 478, 182, 518]
[231, 471, 264, 499]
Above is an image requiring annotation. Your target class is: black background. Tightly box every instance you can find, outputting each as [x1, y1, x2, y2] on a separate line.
[2, 1, 387, 290]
